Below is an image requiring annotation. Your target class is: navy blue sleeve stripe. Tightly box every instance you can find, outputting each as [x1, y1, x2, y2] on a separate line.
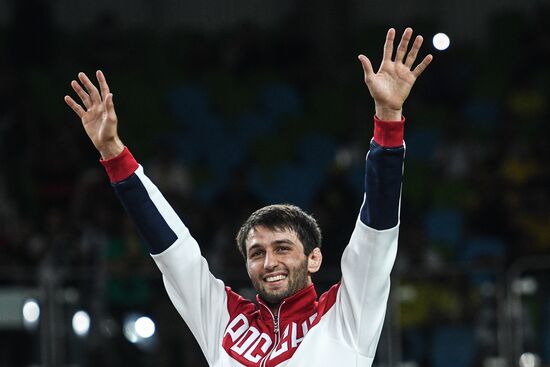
[360, 140, 405, 230]
[113, 173, 178, 254]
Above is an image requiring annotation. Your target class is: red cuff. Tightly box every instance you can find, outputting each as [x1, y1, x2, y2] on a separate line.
[99, 146, 139, 183]
[373, 115, 405, 147]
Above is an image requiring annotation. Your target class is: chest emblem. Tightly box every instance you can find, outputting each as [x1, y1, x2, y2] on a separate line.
[223, 312, 317, 365]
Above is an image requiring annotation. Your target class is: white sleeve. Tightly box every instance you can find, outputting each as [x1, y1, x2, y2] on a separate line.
[152, 237, 229, 364]
[336, 217, 399, 356]
[328, 139, 404, 357]
[113, 166, 229, 364]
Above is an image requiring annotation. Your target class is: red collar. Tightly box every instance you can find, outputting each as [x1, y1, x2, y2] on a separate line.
[256, 284, 318, 322]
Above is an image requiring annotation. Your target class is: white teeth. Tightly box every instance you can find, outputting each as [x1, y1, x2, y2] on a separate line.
[265, 275, 287, 282]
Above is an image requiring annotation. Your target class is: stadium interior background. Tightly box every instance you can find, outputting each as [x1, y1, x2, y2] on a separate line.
[0, 0, 549, 366]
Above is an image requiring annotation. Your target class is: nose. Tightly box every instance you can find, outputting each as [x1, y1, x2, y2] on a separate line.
[263, 250, 278, 270]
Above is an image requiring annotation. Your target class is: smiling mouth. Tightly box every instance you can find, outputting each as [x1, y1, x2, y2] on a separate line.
[264, 274, 287, 283]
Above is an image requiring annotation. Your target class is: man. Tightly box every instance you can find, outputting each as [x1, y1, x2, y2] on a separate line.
[65, 27, 432, 367]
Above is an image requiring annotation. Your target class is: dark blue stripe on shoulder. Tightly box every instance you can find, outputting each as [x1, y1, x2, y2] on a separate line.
[360, 140, 404, 230]
[113, 173, 178, 254]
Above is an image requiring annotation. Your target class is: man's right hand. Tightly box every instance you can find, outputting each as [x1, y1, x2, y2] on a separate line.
[64, 70, 124, 160]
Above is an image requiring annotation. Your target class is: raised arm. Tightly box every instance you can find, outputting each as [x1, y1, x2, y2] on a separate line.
[64, 72, 230, 363]
[329, 28, 432, 361]
[357, 27, 432, 228]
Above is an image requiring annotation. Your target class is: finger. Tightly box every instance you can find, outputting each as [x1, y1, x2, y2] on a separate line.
[358, 55, 375, 84]
[412, 54, 433, 78]
[96, 70, 110, 100]
[78, 72, 102, 105]
[71, 80, 91, 109]
[64, 95, 86, 119]
[381, 28, 396, 64]
[404, 35, 424, 68]
[105, 93, 117, 121]
[395, 27, 413, 63]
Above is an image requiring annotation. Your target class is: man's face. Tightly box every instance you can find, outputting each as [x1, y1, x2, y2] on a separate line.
[245, 225, 313, 305]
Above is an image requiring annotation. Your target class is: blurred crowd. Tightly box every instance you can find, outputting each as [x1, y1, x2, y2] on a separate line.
[0, 2, 549, 366]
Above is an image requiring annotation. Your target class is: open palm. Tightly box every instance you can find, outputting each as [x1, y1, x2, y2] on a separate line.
[359, 28, 432, 119]
[64, 71, 123, 159]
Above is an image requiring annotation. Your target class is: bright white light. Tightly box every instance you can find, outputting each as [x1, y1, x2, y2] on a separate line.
[123, 314, 156, 344]
[519, 353, 540, 367]
[433, 33, 450, 51]
[22, 299, 40, 323]
[135, 316, 155, 338]
[72, 310, 91, 337]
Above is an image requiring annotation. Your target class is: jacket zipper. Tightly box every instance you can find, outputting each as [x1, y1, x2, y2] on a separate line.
[259, 301, 285, 367]
[273, 315, 279, 333]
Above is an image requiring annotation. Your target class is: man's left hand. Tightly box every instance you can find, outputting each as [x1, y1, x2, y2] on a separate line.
[358, 27, 433, 121]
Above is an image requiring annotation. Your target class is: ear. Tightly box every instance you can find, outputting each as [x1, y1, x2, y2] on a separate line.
[307, 247, 323, 274]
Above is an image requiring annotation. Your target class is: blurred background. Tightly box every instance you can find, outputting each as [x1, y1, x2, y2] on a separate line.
[0, 0, 549, 366]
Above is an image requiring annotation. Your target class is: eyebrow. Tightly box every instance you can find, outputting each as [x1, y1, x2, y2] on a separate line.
[272, 239, 295, 246]
[247, 239, 296, 254]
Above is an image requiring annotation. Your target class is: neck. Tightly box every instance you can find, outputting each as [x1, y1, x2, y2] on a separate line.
[269, 303, 281, 315]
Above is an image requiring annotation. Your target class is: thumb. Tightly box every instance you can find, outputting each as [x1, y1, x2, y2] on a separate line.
[358, 55, 375, 84]
[105, 93, 117, 122]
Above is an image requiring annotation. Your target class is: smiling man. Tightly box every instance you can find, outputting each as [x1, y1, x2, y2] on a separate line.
[237, 204, 323, 310]
[65, 28, 432, 366]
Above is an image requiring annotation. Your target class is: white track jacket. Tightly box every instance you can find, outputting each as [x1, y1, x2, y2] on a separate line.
[100, 116, 406, 366]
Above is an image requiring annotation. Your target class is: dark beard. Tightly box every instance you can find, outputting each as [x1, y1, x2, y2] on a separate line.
[253, 258, 309, 305]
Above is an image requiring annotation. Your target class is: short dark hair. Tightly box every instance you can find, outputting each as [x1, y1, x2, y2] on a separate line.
[236, 204, 322, 259]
